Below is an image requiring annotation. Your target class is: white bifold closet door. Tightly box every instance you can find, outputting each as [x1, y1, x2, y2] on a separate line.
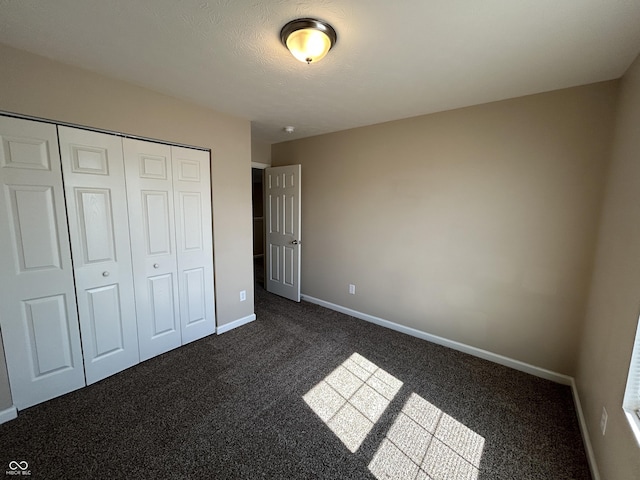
[171, 145, 215, 344]
[0, 116, 215, 409]
[0, 117, 85, 409]
[58, 126, 140, 385]
[123, 139, 214, 361]
[123, 139, 181, 361]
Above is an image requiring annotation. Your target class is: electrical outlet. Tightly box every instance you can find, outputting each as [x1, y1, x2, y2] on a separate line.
[240, 290, 246, 302]
[349, 284, 356, 295]
[600, 406, 608, 436]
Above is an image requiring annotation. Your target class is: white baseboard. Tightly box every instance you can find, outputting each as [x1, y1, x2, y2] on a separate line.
[301, 294, 572, 384]
[0, 405, 17, 424]
[570, 379, 601, 480]
[217, 313, 256, 335]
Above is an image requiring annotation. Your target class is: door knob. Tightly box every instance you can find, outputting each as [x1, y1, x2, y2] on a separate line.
[102, 271, 110, 277]
[153, 263, 159, 269]
[291, 240, 301, 245]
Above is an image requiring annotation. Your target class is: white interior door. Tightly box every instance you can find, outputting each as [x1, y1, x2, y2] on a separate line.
[171, 146, 215, 342]
[124, 138, 181, 361]
[264, 165, 301, 302]
[0, 116, 85, 409]
[58, 126, 140, 384]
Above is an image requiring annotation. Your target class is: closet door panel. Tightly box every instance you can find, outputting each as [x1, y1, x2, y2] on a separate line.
[0, 117, 85, 409]
[58, 126, 139, 385]
[86, 284, 125, 356]
[75, 188, 115, 263]
[172, 146, 215, 342]
[184, 267, 206, 324]
[148, 273, 177, 335]
[23, 294, 75, 375]
[142, 190, 172, 254]
[124, 139, 181, 361]
[7, 185, 61, 269]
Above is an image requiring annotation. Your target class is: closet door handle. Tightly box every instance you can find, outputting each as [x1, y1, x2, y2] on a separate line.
[102, 271, 110, 277]
[153, 263, 159, 269]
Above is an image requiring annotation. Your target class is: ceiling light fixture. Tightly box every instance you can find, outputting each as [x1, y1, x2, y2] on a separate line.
[280, 18, 337, 64]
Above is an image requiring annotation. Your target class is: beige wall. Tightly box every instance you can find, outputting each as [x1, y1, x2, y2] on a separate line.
[273, 81, 618, 376]
[251, 139, 272, 165]
[0, 44, 255, 410]
[576, 54, 640, 479]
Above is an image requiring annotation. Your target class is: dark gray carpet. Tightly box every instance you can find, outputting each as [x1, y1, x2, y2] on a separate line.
[0, 278, 591, 479]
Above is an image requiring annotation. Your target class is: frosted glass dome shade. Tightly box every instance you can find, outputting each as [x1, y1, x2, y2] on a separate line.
[281, 18, 337, 64]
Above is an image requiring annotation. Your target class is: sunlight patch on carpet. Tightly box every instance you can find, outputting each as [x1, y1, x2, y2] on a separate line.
[303, 353, 403, 452]
[368, 393, 485, 480]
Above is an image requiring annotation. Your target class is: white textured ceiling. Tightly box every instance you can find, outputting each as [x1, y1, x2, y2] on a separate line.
[1, 0, 640, 144]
